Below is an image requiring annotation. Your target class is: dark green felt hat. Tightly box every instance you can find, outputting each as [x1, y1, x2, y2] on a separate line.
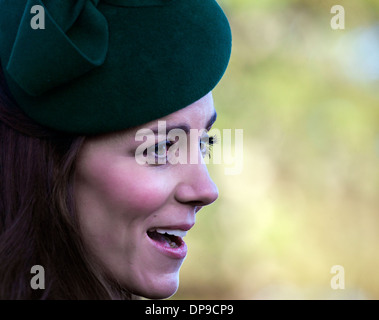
[0, 0, 232, 134]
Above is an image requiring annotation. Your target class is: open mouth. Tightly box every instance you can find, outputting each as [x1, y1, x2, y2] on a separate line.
[147, 228, 187, 249]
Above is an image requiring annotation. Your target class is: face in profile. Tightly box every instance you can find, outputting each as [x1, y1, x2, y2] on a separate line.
[74, 92, 219, 299]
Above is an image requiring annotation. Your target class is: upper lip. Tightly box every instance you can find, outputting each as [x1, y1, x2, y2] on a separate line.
[147, 223, 195, 233]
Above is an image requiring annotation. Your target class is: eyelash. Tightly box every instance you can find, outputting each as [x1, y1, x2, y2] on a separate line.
[152, 134, 218, 162]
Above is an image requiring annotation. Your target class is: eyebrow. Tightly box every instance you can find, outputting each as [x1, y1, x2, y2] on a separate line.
[206, 111, 218, 130]
[150, 111, 217, 135]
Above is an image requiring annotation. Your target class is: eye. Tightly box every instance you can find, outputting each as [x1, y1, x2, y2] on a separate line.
[148, 140, 174, 164]
[200, 134, 218, 158]
[154, 140, 169, 158]
[199, 139, 208, 155]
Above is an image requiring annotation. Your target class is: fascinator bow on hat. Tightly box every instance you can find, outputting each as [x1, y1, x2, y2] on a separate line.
[0, 0, 232, 134]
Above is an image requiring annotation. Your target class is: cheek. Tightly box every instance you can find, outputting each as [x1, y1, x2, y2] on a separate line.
[77, 156, 173, 216]
[106, 170, 169, 213]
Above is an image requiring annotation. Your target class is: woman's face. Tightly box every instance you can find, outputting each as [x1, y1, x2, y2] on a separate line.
[74, 92, 219, 299]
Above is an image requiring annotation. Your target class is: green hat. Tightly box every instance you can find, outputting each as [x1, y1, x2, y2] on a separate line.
[0, 0, 232, 134]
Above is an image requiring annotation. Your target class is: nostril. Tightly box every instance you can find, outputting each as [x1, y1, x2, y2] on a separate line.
[195, 206, 202, 214]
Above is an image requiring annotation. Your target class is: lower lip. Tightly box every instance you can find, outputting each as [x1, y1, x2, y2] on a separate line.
[147, 235, 188, 259]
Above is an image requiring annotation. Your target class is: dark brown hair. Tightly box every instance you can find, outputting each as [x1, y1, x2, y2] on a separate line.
[0, 69, 131, 299]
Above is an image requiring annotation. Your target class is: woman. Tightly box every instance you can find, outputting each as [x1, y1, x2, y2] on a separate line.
[0, 0, 231, 299]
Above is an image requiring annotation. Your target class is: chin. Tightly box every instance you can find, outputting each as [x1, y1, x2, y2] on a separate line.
[133, 271, 180, 300]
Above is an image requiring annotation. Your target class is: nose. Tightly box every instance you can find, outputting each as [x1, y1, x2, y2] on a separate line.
[174, 158, 219, 207]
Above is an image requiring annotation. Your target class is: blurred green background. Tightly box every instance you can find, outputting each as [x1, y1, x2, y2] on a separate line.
[172, 0, 379, 299]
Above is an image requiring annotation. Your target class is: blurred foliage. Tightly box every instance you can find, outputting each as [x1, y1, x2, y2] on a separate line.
[172, 0, 379, 299]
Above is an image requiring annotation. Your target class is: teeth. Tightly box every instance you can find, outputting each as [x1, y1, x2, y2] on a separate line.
[155, 228, 187, 238]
